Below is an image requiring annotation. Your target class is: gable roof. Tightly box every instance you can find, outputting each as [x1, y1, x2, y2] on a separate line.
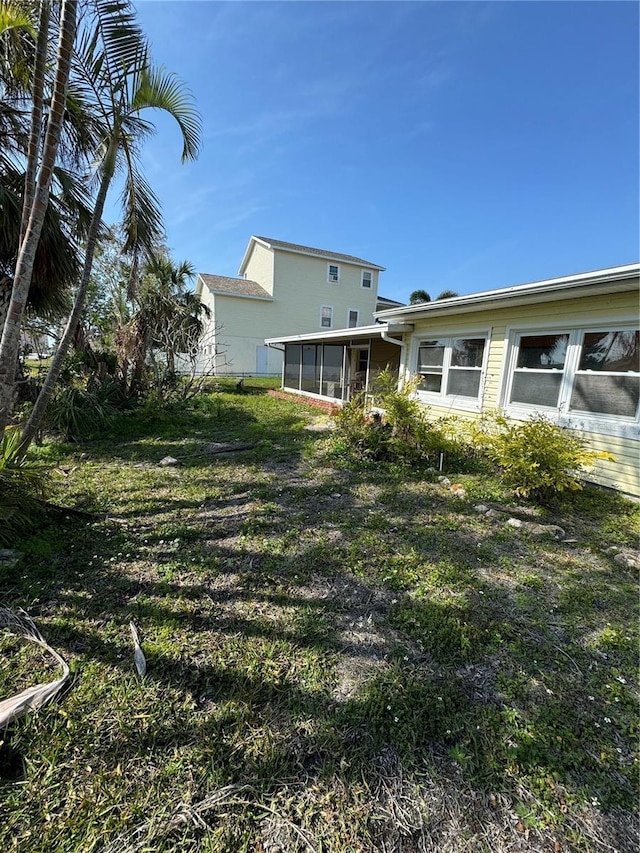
[198, 274, 272, 300]
[375, 263, 640, 322]
[239, 235, 385, 275]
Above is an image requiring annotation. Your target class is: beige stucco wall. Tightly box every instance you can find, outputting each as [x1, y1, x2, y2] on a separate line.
[400, 286, 639, 496]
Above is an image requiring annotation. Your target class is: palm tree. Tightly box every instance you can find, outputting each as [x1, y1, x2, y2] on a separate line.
[435, 289, 459, 300]
[19, 10, 201, 452]
[409, 289, 431, 305]
[0, 2, 111, 339]
[0, 0, 77, 431]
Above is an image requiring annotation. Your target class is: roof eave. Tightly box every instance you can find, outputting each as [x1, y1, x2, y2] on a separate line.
[376, 264, 640, 321]
[265, 322, 412, 346]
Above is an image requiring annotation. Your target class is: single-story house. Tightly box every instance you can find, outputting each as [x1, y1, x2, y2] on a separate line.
[266, 262, 640, 497]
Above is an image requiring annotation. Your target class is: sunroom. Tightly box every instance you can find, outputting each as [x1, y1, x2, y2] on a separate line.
[265, 323, 412, 403]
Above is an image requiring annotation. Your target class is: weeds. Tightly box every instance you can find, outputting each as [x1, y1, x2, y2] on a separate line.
[0, 381, 638, 852]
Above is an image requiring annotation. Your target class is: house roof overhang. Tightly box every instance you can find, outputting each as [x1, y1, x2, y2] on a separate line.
[265, 323, 413, 347]
[376, 263, 640, 322]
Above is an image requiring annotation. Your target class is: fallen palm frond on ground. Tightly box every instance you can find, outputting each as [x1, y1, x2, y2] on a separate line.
[0, 607, 70, 727]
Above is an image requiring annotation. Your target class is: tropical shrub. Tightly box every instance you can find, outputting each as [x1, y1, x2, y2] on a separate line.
[332, 371, 455, 464]
[0, 427, 47, 545]
[474, 413, 615, 500]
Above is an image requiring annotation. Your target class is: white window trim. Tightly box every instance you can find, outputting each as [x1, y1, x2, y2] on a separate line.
[320, 305, 333, 329]
[347, 308, 359, 328]
[327, 263, 340, 284]
[501, 323, 640, 439]
[412, 331, 490, 412]
[361, 269, 373, 289]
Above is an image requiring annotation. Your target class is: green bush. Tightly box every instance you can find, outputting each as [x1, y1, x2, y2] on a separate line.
[332, 371, 459, 465]
[476, 413, 614, 500]
[0, 427, 48, 545]
[45, 379, 121, 441]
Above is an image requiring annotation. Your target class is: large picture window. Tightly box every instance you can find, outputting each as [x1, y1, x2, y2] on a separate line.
[416, 336, 487, 403]
[505, 327, 640, 425]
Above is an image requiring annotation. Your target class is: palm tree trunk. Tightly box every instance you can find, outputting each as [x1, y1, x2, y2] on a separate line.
[0, 0, 76, 432]
[19, 145, 115, 454]
[20, 0, 51, 244]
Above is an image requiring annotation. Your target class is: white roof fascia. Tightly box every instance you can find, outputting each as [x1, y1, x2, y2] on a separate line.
[265, 322, 412, 346]
[376, 263, 640, 321]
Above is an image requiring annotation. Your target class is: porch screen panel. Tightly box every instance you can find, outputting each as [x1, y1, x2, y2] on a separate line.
[284, 345, 302, 390]
[322, 345, 343, 399]
[301, 345, 320, 393]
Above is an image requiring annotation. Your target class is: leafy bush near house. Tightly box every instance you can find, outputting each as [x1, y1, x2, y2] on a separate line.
[332, 370, 455, 464]
[474, 412, 615, 500]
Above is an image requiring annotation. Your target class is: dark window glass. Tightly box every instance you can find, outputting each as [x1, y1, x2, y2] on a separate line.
[418, 341, 445, 369]
[451, 338, 485, 368]
[578, 331, 639, 372]
[517, 334, 568, 369]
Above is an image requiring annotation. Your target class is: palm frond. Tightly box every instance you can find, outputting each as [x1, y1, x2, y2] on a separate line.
[92, 0, 147, 77]
[119, 161, 164, 266]
[131, 65, 201, 162]
[0, 607, 70, 728]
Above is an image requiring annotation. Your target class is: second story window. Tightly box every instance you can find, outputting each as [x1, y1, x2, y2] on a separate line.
[361, 270, 372, 289]
[327, 264, 340, 283]
[321, 305, 333, 328]
[348, 309, 359, 328]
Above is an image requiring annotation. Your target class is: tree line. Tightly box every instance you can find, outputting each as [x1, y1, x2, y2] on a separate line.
[0, 0, 205, 456]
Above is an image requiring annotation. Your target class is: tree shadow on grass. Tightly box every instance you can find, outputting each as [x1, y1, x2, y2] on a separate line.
[2, 457, 638, 850]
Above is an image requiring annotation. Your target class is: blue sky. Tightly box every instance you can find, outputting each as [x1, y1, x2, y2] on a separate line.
[118, 1, 639, 302]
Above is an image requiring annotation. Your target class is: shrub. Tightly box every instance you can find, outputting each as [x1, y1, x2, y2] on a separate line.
[45, 379, 121, 441]
[0, 427, 48, 545]
[332, 371, 456, 465]
[476, 413, 614, 500]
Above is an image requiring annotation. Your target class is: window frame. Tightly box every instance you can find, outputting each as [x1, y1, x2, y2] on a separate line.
[361, 269, 373, 289]
[502, 322, 640, 438]
[412, 330, 490, 411]
[327, 263, 340, 284]
[347, 308, 359, 328]
[320, 305, 333, 329]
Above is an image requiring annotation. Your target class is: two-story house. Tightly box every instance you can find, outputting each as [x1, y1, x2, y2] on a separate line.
[195, 236, 387, 375]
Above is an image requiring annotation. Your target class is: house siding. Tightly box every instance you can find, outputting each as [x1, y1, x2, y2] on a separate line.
[271, 250, 379, 333]
[403, 287, 639, 497]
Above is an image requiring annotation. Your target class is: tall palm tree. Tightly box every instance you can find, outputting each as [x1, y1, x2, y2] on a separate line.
[0, 0, 77, 431]
[19, 11, 201, 452]
[0, 2, 111, 338]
